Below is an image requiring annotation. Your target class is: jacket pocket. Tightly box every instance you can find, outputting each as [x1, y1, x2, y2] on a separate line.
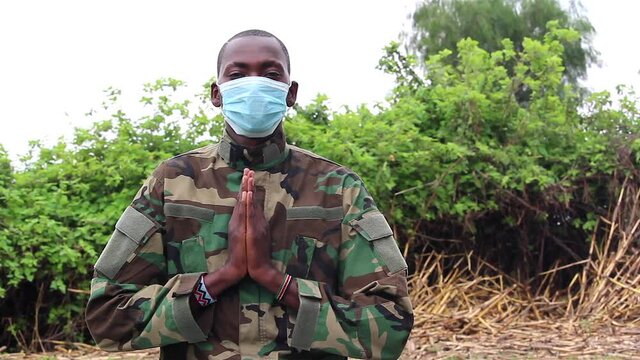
[167, 236, 208, 275]
[285, 235, 318, 279]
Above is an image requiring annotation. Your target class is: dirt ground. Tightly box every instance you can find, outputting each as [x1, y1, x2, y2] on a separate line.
[1, 324, 639, 360]
[403, 324, 640, 359]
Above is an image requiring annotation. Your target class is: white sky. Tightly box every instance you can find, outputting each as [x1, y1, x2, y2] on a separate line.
[0, 0, 639, 160]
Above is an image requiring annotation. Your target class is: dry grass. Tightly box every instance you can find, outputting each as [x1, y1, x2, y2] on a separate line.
[404, 178, 640, 358]
[0, 346, 159, 360]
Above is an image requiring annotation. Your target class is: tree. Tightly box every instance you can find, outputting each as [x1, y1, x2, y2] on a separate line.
[409, 0, 598, 87]
[300, 25, 639, 286]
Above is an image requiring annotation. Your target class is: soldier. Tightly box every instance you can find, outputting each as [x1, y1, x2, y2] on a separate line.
[86, 29, 413, 359]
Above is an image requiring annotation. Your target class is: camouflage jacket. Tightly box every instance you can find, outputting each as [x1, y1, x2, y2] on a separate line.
[86, 128, 413, 359]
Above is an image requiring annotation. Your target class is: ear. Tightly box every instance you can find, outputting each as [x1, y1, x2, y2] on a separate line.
[211, 81, 222, 107]
[286, 81, 298, 107]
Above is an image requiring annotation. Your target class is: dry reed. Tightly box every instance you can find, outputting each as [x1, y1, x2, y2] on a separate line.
[404, 178, 640, 358]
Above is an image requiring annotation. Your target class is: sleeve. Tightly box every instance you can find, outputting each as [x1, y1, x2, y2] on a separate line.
[288, 174, 414, 359]
[85, 163, 214, 351]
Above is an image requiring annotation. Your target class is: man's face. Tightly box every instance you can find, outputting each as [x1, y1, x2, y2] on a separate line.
[211, 36, 298, 108]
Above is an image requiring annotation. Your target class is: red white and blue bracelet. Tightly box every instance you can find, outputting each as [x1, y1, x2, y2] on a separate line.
[194, 275, 217, 307]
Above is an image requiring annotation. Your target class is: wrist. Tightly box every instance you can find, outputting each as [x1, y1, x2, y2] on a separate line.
[249, 262, 274, 279]
[222, 261, 246, 282]
[194, 274, 217, 307]
[203, 265, 243, 295]
[250, 264, 279, 289]
[248, 256, 275, 277]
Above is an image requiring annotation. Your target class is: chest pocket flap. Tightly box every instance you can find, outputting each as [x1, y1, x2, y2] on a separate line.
[166, 236, 208, 274]
[350, 210, 407, 275]
[164, 202, 215, 223]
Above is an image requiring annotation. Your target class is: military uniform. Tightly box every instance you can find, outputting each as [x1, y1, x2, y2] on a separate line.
[86, 129, 413, 359]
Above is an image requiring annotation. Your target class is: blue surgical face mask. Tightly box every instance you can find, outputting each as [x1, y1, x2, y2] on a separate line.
[218, 76, 290, 138]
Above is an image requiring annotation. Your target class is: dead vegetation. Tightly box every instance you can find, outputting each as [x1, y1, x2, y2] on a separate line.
[405, 177, 640, 358]
[0, 344, 159, 360]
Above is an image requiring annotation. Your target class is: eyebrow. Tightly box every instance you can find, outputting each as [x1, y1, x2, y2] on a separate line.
[225, 60, 285, 71]
[259, 60, 284, 69]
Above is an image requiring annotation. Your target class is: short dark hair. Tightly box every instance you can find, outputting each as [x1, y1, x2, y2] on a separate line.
[217, 29, 291, 76]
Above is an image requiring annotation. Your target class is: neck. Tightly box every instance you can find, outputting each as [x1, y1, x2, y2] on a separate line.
[226, 123, 282, 148]
[218, 124, 289, 170]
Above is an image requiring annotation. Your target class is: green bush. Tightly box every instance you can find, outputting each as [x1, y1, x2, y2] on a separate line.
[0, 25, 638, 350]
[287, 24, 638, 279]
[0, 79, 223, 349]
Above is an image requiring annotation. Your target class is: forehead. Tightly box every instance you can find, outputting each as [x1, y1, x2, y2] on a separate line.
[220, 36, 287, 69]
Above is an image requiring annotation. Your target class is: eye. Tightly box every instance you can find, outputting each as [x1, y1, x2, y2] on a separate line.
[265, 71, 280, 79]
[228, 72, 245, 80]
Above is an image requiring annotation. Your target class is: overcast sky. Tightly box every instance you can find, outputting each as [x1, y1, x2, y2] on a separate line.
[1, 0, 638, 160]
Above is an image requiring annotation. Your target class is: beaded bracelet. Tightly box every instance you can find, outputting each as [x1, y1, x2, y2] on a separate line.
[276, 273, 292, 302]
[194, 275, 217, 307]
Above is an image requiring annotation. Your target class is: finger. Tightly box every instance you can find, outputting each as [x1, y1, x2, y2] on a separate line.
[242, 190, 251, 242]
[248, 177, 255, 192]
[244, 178, 252, 212]
[238, 173, 245, 199]
[238, 191, 247, 220]
[246, 190, 254, 217]
[242, 170, 248, 193]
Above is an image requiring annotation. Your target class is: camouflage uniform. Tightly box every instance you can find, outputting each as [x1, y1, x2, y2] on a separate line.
[86, 128, 413, 359]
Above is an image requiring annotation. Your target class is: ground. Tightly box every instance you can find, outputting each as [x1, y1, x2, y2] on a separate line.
[1, 323, 639, 360]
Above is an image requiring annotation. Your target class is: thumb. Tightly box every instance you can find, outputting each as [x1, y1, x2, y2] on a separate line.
[236, 190, 247, 219]
[238, 191, 249, 239]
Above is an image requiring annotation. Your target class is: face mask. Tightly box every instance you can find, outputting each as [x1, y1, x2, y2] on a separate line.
[218, 76, 290, 138]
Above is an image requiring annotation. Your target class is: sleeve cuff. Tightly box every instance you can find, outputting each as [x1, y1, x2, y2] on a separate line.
[172, 272, 209, 343]
[173, 272, 205, 296]
[290, 278, 322, 351]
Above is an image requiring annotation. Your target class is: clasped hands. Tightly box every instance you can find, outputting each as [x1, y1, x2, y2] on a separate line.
[224, 168, 275, 285]
[201, 168, 298, 309]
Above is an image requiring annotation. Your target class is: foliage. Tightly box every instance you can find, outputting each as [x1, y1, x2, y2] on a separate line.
[0, 25, 638, 351]
[408, 0, 598, 87]
[0, 145, 12, 215]
[0, 78, 222, 350]
[289, 26, 638, 280]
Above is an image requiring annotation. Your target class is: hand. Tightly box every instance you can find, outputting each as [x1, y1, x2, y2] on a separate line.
[244, 170, 276, 281]
[224, 168, 250, 282]
[200, 171, 250, 298]
[239, 170, 299, 309]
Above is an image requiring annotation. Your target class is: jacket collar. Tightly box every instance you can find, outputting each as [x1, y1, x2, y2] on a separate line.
[218, 126, 289, 171]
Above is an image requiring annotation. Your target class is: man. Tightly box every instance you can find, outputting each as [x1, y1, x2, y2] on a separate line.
[86, 29, 413, 359]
